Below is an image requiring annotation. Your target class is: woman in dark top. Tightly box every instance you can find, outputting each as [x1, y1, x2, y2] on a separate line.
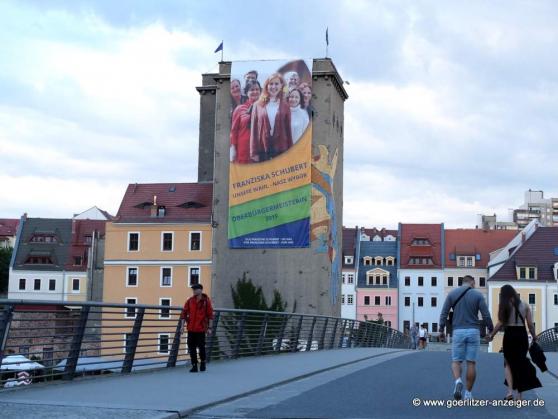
[487, 284, 541, 400]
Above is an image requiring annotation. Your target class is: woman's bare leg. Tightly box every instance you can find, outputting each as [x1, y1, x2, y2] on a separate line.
[504, 361, 513, 398]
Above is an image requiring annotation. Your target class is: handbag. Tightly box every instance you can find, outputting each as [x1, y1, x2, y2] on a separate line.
[447, 287, 471, 330]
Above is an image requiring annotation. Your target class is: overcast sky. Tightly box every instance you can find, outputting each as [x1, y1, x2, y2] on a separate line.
[1, 1, 557, 228]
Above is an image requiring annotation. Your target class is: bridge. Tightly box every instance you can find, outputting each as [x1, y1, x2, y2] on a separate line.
[1, 300, 557, 418]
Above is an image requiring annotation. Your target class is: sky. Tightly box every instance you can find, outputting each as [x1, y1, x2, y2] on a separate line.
[0, 0, 557, 229]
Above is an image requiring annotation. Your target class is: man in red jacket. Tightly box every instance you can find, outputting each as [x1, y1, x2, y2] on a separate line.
[180, 284, 214, 373]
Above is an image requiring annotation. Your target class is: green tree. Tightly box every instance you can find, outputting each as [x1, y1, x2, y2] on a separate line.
[0, 247, 13, 294]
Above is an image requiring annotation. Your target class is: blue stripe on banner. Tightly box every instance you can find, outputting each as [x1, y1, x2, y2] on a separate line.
[229, 218, 310, 248]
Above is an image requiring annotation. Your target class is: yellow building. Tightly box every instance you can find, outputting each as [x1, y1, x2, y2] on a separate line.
[487, 227, 558, 352]
[102, 182, 213, 359]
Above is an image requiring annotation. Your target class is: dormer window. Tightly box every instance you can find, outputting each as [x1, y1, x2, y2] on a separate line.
[517, 266, 537, 280]
[363, 257, 372, 266]
[409, 257, 434, 265]
[344, 256, 353, 265]
[374, 256, 384, 266]
[30, 234, 57, 244]
[457, 256, 475, 268]
[411, 238, 430, 246]
[178, 201, 206, 209]
[157, 206, 166, 217]
[25, 256, 53, 265]
[74, 256, 82, 266]
[85, 235, 92, 244]
[386, 256, 395, 266]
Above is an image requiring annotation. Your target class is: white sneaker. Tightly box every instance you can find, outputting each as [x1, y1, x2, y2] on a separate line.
[453, 379, 463, 400]
[464, 390, 473, 400]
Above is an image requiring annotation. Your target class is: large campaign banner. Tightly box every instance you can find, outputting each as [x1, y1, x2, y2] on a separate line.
[228, 59, 313, 248]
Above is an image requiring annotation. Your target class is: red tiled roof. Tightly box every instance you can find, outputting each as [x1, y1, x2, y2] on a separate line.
[362, 227, 398, 239]
[445, 229, 517, 269]
[342, 227, 356, 255]
[399, 223, 443, 269]
[490, 227, 558, 282]
[66, 219, 108, 271]
[115, 183, 213, 223]
[0, 218, 19, 237]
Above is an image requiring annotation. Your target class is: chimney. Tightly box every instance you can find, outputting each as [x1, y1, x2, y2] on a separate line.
[521, 232, 526, 243]
[150, 195, 158, 218]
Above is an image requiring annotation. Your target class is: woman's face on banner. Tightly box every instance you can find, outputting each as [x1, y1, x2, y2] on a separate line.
[288, 73, 300, 88]
[230, 80, 241, 97]
[301, 86, 312, 106]
[247, 84, 261, 102]
[288, 90, 301, 108]
[267, 77, 282, 99]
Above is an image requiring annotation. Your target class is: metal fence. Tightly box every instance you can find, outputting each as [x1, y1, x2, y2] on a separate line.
[537, 327, 558, 352]
[0, 299, 410, 389]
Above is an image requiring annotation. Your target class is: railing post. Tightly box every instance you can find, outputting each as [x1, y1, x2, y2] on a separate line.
[347, 320, 355, 348]
[319, 318, 329, 350]
[329, 318, 339, 349]
[256, 313, 269, 356]
[306, 316, 317, 352]
[292, 315, 304, 353]
[0, 305, 14, 362]
[232, 312, 246, 358]
[63, 306, 90, 380]
[166, 316, 183, 368]
[206, 311, 220, 363]
[338, 319, 348, 348]
[122, 307, 144, 374]
[363, 322, 370, 347]
[276, 314, 288, 352]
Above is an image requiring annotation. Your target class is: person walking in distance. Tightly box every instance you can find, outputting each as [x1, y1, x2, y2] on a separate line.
[180, 284, 214, 373]
[410, 322, 419, 350]
[439, 275, 493, 400]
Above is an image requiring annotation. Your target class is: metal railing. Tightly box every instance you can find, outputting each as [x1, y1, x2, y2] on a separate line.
[536, 327, 558, 352]
[0, 299, 410, 389]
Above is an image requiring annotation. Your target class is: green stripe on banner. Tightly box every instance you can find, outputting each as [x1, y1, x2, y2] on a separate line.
[228, 184, 311, 239]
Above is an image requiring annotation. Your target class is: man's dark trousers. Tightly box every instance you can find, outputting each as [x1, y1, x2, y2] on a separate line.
[187, 332, 206, 365]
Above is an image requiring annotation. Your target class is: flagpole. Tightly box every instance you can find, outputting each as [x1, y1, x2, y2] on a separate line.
[221, 40, 224, 62]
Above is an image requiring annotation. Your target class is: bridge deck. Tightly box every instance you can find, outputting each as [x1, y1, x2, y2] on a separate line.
[0, 348, 557, 418]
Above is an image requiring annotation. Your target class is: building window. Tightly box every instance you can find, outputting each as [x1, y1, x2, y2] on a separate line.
[403, 320, 410, 331]
[364, 296, 370, 305]
[49, 279, 56, 291]
[34, 279, 41, 291]
[128, 232, 140, 252]
[418, 277, 424, 287]
[479, 277, 486, 287]
[189, 232, 201, 251]
[418, 297, 424, 307]
[125, 298, 137, 318]
[385, 320, 392, 328]
[374, 296, 381, 306]
[72, 278, 80, 292]
[85, 235, 92, 244]
[412, 238, 430, 246]
[341, 294, 345, 304]
[432, 323, 438, 333]
[375, 257, 383, 266]
[161, 267, 172, 287]
[448, 277, 454, 287]
[162, 232, 174, 252]
[363, 257, 372, 266]
[127, 267, 138, 287]
[458, 277, 463, 286]
[529, 293, 536, 305]
[385, 296, 392, 306]
[74, 256, 82, 266]
[19, 278, 26, 290]
[344, 256, 354, 265]
[158, 334, 170, 355]
[431, 277, 437, 287]
[404, 296, 410, 307]
[347, 274, 354, 284]
[554, 294, 558, 305]
[404, 276, 410, 287]
[466, 257, 474, 267]
[528, 267, 536, 279]
[157, 206, 166, 217]
[189, 267, 200, 286]
[431, 297, 437, 307]
[342, 274, 345, 284]
[382, 275, 388, 285]
[160, 298, 171, 318]
[347, 295, 354, 305]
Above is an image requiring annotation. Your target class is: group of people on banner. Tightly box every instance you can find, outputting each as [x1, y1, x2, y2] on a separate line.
[230, 69, 313, 165]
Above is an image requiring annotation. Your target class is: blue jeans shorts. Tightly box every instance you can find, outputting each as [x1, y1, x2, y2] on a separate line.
[452, 328, 480, 362]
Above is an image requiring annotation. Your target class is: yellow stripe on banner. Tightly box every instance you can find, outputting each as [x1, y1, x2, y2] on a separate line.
[229, 126, 312, 207]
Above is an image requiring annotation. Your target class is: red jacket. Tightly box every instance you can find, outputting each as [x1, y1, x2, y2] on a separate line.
[230, 101, 254, 164]
[250, 99, 292, 161]
[180, 294, 214, 333]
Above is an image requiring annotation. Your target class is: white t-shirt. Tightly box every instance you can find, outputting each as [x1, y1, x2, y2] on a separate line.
[419, 328, 427, 338]
[267, 100, 279, 135]
[290, 105, 309, 144]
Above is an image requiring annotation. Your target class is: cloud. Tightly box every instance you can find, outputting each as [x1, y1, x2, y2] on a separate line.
[0, 1, 556, 229]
